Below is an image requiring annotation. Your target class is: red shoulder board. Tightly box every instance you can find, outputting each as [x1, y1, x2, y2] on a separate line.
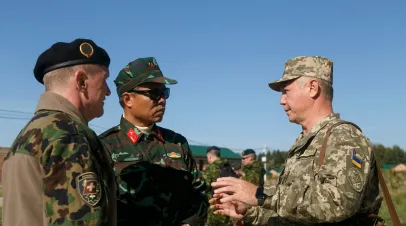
[127, 128, 140, 144]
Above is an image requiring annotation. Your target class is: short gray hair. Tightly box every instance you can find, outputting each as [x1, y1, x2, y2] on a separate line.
[296, 76, 333, 101]
[43, 64, 100, 91]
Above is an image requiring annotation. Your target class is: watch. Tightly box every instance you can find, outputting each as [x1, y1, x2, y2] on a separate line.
[255, 186, 268, 206]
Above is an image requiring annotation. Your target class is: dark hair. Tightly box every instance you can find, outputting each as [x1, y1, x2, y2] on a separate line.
[207, 146, 221, 157]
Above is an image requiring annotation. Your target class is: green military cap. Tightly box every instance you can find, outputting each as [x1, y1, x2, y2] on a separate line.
[242, 149, 256, 156]
[114, 57, 178, 97]
[268, 56, 333, 92]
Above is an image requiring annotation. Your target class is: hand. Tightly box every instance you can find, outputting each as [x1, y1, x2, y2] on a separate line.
[209, 194, 248, 219]
[211, 177, 258, 206]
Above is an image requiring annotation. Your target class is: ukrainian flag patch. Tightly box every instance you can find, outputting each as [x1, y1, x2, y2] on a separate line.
[351, 149, 362, 169]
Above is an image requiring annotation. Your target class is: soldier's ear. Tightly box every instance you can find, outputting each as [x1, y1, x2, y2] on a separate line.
[309, 79, 320, 98]
[122, 93, 134, 108]
[73, 68, 89, 92]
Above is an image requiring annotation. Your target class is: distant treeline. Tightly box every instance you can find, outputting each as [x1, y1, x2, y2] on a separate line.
[257, 144, 406, 170]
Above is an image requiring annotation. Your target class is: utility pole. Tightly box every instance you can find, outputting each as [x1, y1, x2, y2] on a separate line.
[261, 144, 268, 182]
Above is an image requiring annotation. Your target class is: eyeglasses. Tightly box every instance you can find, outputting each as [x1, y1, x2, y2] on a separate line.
[130, 88, 170, 101]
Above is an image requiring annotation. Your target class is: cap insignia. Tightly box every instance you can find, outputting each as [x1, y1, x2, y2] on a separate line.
[79, 42, 94, 58]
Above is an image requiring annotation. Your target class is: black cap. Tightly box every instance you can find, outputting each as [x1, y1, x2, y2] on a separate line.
[241, 149, 255, 156]
[33, 38, 110, 84]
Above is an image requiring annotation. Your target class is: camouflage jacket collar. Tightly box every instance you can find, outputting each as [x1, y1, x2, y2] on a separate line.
[212, 158, 228, 166]
[290, 113, 340, 153]
[120, 116, 164, 145]
[35, 92, 87, 125]
[243, 160, 261, 169]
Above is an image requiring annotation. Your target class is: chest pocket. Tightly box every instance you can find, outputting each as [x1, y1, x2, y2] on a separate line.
[283, 146, 318, 185]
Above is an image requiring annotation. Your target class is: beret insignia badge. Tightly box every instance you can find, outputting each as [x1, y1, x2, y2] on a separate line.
[79, 42, 94, 58]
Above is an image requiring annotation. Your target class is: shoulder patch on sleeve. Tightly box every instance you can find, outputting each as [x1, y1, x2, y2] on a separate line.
[351, 149, 363, 169]
[347, 168, 364, 192]
[76, 172, 102, 206]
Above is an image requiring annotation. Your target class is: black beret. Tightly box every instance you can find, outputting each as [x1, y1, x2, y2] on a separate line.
[33, 38, 110, 84]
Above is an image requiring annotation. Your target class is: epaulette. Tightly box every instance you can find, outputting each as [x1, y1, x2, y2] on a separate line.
[98, 125, 120, 139]
[156, 126, 187, 145]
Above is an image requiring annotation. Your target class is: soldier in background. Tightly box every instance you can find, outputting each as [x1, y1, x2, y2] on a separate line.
[201, 146, 235, 226]
[232, 161, 243, 178]
[2, 38, 116, 226]
[99, 57, 208, 226]
[241, 149, 266, 186]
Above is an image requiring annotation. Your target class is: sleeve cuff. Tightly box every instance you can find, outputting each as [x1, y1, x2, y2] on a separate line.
[264, 185, 277, 196]
[241, 206, 278, 225]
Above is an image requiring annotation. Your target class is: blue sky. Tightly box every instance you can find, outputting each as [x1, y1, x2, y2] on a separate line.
[0, 0, 405, 153]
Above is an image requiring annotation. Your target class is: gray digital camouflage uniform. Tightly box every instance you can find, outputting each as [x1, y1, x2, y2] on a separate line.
[241, 113, 382, 225]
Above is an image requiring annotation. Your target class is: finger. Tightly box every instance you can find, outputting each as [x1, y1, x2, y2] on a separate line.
[208, 197, 220, 204]
[211, 180, 232, 188]
[219, 194, 236, 204]
[213, 193, 231, 199]
[212, 193, 224, 198]
[216, 177, 238, 182]
[213, 209, 232, 217]
[213, 186, 235, 194]
[209, 203, 222, 210]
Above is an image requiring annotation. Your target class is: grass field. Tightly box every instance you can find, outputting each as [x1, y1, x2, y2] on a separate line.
[379, 190, 406, 226]
[379, 171, 406, 225]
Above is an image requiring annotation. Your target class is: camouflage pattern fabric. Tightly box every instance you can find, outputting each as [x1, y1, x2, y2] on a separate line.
[3, 93, 115, 225]
[241, 113, 382, 225]
[268, 56, 333, 91]
[114, 57, 178, 97]
[99, 116, 208, 226]
[201, 158, 234, 226]
[241, 161, 266, 186]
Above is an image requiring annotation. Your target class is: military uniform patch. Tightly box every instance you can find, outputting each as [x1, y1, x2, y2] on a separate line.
[347, 168, 364, 192]
[351, 149, 362, 169]
[76, 172, 102, 206]
[127, 128, 140, 144]
[168, 152, 181, 159]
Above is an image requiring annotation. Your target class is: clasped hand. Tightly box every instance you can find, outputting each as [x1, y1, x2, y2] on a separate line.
[208, 177, 259, 219]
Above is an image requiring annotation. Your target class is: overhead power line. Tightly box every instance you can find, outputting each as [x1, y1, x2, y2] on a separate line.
[0, 116, 31, 120]
[0, 109, 33, 115]
[0, 108, 108, 130]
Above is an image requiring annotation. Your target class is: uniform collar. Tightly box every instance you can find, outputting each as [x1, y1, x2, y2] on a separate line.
[120, 116, 165, 144]
[290, 113, 340, 153]
[35, 92, 87, 125]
